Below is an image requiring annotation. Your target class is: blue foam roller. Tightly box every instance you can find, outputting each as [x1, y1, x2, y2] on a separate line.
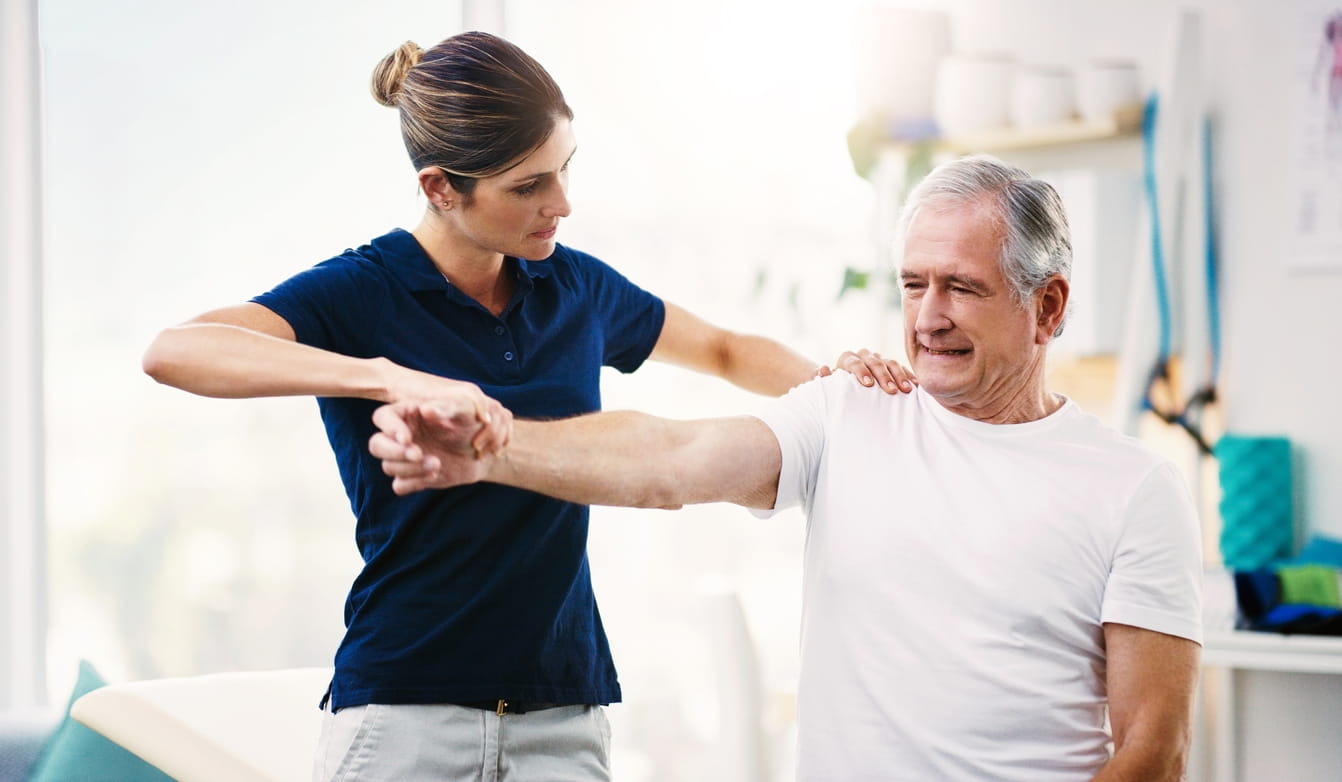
[1215, 435, 1294, 570]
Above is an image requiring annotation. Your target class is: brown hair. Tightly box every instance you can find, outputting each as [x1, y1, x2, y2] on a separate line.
[371, 31, 574, 197]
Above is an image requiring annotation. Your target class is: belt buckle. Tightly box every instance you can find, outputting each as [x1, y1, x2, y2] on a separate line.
[496, 699, 508, 716]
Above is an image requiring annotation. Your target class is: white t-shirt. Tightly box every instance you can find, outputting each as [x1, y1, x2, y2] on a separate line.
[754, 375, 1203, 782]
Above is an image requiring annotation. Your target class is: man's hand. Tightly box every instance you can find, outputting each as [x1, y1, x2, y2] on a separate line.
[830, 348, 918, 393]
[382, 366, 513, 456]
[370, 399, 511, 495]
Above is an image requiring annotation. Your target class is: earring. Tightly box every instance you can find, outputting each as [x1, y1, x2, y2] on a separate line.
[440, 201, 451, 208]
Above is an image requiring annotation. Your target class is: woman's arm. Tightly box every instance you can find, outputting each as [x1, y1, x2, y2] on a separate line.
[647, 302, 822, 396]
[649, 302, 917, 397]
[143, 303, 395, 400]
[143, 302, 511, 450]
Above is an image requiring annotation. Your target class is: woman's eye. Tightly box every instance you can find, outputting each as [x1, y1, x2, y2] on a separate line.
[514, 182, 540, 196]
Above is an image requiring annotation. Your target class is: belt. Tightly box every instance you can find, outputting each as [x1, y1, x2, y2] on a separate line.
[454, 699, 568, 716]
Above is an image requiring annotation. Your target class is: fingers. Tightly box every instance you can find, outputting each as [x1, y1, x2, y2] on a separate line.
[883, 359, 919, 393]
[370, 387, 513, 497]
[371, 400, 419, 445]
[391, 475, 436, 496]
[470, 400, 513, 456]
[369, 431, 437, 470]
[418, 400, 489, 455]
[833, 348, 883, 388]
[832, 348, 918, 394]
[380, 453, 439, 479]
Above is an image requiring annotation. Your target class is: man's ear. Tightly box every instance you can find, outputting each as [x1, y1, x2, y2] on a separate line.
[1035, 275, 1070, 344]
[417, 166, 457, 210]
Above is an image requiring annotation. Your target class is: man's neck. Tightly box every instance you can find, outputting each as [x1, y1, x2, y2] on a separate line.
[935, 386, 1065, 425]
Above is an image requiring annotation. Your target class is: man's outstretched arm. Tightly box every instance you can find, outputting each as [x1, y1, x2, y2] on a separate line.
[370, 401, 783, 510]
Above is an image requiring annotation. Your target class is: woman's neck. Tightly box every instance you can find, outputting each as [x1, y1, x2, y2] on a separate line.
[412, 217, 512, 316]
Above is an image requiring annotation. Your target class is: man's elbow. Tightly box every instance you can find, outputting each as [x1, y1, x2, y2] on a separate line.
[1112, 730, 1191, 782]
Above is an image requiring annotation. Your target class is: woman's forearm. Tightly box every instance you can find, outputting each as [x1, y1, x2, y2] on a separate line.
[650, 303, 822, 398]
[142, 322, 394, 401]
[716, 332, 822, 396]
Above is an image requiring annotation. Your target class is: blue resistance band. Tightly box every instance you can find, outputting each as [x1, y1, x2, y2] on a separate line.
[1202, 115, 1223, 380]
[1141, 94, 1174, 365]
[1139, 93, 1221, 453]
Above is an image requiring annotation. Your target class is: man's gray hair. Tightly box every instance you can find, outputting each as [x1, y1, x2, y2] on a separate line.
[897, 154, 1072, 333]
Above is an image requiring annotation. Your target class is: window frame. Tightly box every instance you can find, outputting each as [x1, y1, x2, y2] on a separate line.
[1, 0, 49, 711]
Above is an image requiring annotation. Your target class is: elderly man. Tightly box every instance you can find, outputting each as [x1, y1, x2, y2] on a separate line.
[370, 155, 1203, 782]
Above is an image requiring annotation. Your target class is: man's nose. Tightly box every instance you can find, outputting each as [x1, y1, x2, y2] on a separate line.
[915, 287, 953, 334]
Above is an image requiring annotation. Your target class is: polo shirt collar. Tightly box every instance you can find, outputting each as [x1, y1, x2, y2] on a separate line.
[376, 228, 555, 293]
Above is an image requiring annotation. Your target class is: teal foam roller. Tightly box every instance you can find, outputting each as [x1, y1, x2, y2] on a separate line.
[1215, 435, 1294, 570]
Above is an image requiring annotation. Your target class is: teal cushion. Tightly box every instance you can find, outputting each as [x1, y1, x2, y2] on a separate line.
[26, 661, 174, 782]
[1216, 434, 1295, 569]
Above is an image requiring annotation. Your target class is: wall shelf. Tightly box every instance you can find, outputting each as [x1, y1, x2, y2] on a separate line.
[928, 104, 1143, 155]
[1202, 629, 1342, 674]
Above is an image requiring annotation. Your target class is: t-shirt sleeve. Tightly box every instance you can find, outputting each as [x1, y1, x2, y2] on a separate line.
[574, 251, 665, 373]
[251, 255, 384, 353]
[1101, 461, 1205, 644]
[749, 375, 834, 518]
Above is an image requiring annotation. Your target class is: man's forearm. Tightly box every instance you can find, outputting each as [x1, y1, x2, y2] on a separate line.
[1088, 739, 1189, 782]
[485, 411, 782, 510]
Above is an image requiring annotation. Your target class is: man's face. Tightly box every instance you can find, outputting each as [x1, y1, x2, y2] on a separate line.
[899, 197, 1047, 419]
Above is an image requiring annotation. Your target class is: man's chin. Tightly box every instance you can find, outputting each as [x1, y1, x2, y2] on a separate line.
[912, 374, 959, 397]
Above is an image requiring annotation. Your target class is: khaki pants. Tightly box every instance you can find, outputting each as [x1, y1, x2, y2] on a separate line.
[312, 703, 612, 782]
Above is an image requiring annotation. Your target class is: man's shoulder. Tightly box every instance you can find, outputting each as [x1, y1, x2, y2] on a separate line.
[1052, 401, 1177, 478]
[780, 371, 922, 412]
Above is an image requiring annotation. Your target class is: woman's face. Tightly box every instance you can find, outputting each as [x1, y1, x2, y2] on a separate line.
[447, 117, 576, 261]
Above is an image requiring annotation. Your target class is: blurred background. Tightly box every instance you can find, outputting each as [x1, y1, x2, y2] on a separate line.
[6, 0, 1342, 780]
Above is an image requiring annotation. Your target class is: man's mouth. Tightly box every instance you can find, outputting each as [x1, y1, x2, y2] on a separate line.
[922, 346, 970, 356]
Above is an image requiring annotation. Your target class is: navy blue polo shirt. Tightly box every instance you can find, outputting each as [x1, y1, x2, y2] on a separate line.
[252, 229, 665, 710]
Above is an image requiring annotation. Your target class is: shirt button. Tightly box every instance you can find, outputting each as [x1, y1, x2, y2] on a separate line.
[494, 326, 505, 335]
[504, 351, 514, 361]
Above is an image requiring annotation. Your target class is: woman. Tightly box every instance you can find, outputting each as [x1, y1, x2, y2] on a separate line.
[142, 31, 913, 782]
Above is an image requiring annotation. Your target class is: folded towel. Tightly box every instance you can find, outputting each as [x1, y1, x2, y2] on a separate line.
[1233, 566, 1342, 635]
[1277, 564, 1342, 608]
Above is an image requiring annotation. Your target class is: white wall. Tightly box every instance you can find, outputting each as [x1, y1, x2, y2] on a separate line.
[1202, 2, 1342, 543]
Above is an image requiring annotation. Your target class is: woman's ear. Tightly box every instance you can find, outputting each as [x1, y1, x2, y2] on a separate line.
[417, 166, 455, 210]
[1035, 275, 1070, 344]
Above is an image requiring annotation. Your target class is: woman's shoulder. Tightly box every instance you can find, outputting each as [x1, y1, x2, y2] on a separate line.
[311, 229, 436, 285]
[530, 243, 633, 289]
[541, 242, 604, 272]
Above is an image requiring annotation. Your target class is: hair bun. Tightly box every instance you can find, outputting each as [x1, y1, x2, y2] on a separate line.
[370, 41, 423, 107]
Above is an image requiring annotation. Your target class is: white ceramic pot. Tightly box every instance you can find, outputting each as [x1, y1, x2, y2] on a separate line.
[1077, 59, 1141, 123]
[933, 53, 1014, 138]
[852, 6, 951, 125]
[1009, 65, 1076, 129]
